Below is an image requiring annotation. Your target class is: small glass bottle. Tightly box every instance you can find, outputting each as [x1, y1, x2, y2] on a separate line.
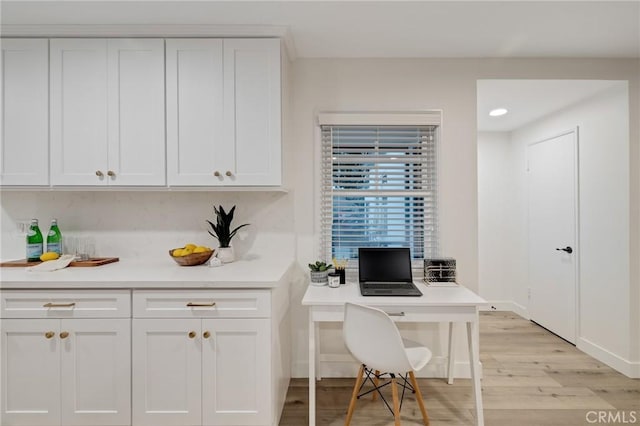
[46, 219, 62, 255]
[26, 219, 44, 261]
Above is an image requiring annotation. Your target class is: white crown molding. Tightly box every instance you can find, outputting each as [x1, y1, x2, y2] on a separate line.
[0, 24, 298, 59]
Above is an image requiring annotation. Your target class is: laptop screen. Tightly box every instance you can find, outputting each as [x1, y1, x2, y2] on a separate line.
[358, 247, 413, 283]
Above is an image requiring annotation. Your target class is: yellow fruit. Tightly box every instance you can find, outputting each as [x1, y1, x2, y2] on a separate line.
[182, 248, 194, 256]
[193, 246, 208, 253]
[184, 243, 197, 250]
[172, 248, 184, 257]
[40, 252, 60, 261]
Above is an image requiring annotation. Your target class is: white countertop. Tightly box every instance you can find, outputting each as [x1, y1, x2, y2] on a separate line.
[0, 254, 295, 289]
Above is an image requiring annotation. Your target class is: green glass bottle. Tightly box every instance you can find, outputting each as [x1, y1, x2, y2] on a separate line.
[26, 219, 44, 261]
[47, 219, 62, 255]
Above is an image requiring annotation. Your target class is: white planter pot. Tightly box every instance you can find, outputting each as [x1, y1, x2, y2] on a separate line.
[216, 247, 235, 263]
[309, 270, 328, 286]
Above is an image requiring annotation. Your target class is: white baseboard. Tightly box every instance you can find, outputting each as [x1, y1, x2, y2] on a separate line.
[577, 337, 640, 378]
[482, 300, 529, 319]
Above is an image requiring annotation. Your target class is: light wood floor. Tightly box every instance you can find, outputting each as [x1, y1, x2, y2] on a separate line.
[280, 311, 639, 425]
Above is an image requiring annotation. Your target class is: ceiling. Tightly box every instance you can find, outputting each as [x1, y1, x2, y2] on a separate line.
[477, 80, 625, 132]
[1, 1, 639, 59]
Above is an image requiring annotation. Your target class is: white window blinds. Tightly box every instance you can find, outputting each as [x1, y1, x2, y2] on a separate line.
[320, 122, 439, 264]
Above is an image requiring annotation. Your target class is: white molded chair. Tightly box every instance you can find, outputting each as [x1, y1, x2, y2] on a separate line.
[343, 302, 432, 426]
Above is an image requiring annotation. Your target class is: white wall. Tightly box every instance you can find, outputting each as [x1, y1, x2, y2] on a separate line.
[477, 131, 523, 312]
[290, 58, 639, 378]
[508, 83, 633, 374]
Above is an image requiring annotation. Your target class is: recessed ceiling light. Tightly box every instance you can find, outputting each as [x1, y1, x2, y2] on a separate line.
[489, 108, 508, 117]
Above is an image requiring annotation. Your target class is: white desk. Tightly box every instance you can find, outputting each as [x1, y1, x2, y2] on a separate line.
[302, 281, 487, 426]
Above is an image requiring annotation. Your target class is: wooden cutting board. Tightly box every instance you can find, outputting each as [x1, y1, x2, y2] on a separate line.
[0, 257, 119, 267]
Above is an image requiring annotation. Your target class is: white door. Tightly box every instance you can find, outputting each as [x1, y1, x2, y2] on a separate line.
[223, 39, 282, 186]
[107, 39, 166, 186]
[528, 129, 578, 343]
[60, 319, 131, 426]
[166, 39, 225, 186]
[0, 39, 49, 186]
[202, 319, 270, 426]
[1, 319, 60, 426]
[50, 39, 109, 186]
[132, 319, 202, 426]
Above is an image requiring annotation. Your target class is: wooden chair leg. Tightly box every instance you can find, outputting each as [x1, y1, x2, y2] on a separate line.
[372, 370, 380, 401]
[345, 364, 365, 426]
[390, 377, 401, 426]
[409, 371, 430, 426]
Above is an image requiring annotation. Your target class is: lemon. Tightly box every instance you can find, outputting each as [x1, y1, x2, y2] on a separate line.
[40, 252, 60, 261]
[184, 243, 197, 250]
[182, 248, 194, 256]
[193, 246, 209, 253]
[172, 248, 184, 257]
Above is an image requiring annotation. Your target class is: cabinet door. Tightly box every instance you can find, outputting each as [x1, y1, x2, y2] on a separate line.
[107, 39, 165, 186]
[223, 39, 281, 186]
[50, 39, 109, 186]
[166, 39, 225, 186]
[1, 319, 60, 426]
[202, 318, 270, 426]
[60, 319, 131, 426]
[132, 319, 202, 426]
[0, 39, 49, 186]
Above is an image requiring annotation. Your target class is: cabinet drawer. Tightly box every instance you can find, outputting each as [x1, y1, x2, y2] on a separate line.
[133, 290, 270, 318]
[0, 290, 131, 318]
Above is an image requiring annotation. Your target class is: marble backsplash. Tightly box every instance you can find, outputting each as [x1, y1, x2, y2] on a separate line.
[0, 190, 295, 261]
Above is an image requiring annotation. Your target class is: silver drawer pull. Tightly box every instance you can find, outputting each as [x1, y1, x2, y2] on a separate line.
[386, 311, 405, 317]
[43, 302, 76, 308]
[186, 302, 216, 307]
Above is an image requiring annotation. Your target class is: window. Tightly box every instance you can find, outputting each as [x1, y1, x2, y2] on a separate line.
[319, 112, 440, 268]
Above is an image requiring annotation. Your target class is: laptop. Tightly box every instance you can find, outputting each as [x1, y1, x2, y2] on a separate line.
[358, 247, 423, 297]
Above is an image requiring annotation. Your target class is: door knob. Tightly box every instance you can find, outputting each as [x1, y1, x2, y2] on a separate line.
[225, 171, 233, 177]
[95, 170, 104, 177]
[188, 331, 196, 339]
[214, 171, 221, 177]
[107, 170, 116, 177]
[59, 331, 69, 339]
[556, 246, 573, 254]
[45, 331, 55, 339]
[203, 331, 211, 339]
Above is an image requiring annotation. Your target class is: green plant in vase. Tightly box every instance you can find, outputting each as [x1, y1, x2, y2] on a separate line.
[206, 205, 249, 263]
[308, 261, 333, 286]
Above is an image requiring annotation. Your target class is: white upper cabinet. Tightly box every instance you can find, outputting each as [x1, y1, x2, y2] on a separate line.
[0, 39, 49, 186]
[50, 39, 165, 186]
[167, 38, 281, 186]
[166, 39, 225, 186]
[223, 39, 282, 186]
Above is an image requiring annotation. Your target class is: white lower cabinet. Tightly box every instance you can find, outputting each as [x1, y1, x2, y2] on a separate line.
[132, 290, 272, 426]
[1, 318, 131, 426]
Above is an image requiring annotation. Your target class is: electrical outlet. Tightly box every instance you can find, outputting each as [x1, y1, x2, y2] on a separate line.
[15, 220, 30, 235]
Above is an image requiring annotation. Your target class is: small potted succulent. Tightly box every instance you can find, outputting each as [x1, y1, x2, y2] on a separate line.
[308, 260, 333, 286]
[206, 205, 249, 263]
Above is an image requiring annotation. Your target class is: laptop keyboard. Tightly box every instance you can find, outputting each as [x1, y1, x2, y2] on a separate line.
[366, 283, 415, 290]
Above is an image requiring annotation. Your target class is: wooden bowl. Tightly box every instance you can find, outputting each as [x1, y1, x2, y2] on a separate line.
[169, 249, 215, 266]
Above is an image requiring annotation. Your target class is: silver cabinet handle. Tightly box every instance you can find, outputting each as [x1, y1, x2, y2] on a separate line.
[107, 170, 116, 177]
[214, 171, 221, 177]
[386, 312, 405, 317]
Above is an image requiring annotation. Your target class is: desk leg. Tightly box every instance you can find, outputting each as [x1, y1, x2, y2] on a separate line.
[447, 322, 456, 384]
[309, 312, 316, 426]
[466, 321, 484, 426]
[315, 321, 322, 381]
